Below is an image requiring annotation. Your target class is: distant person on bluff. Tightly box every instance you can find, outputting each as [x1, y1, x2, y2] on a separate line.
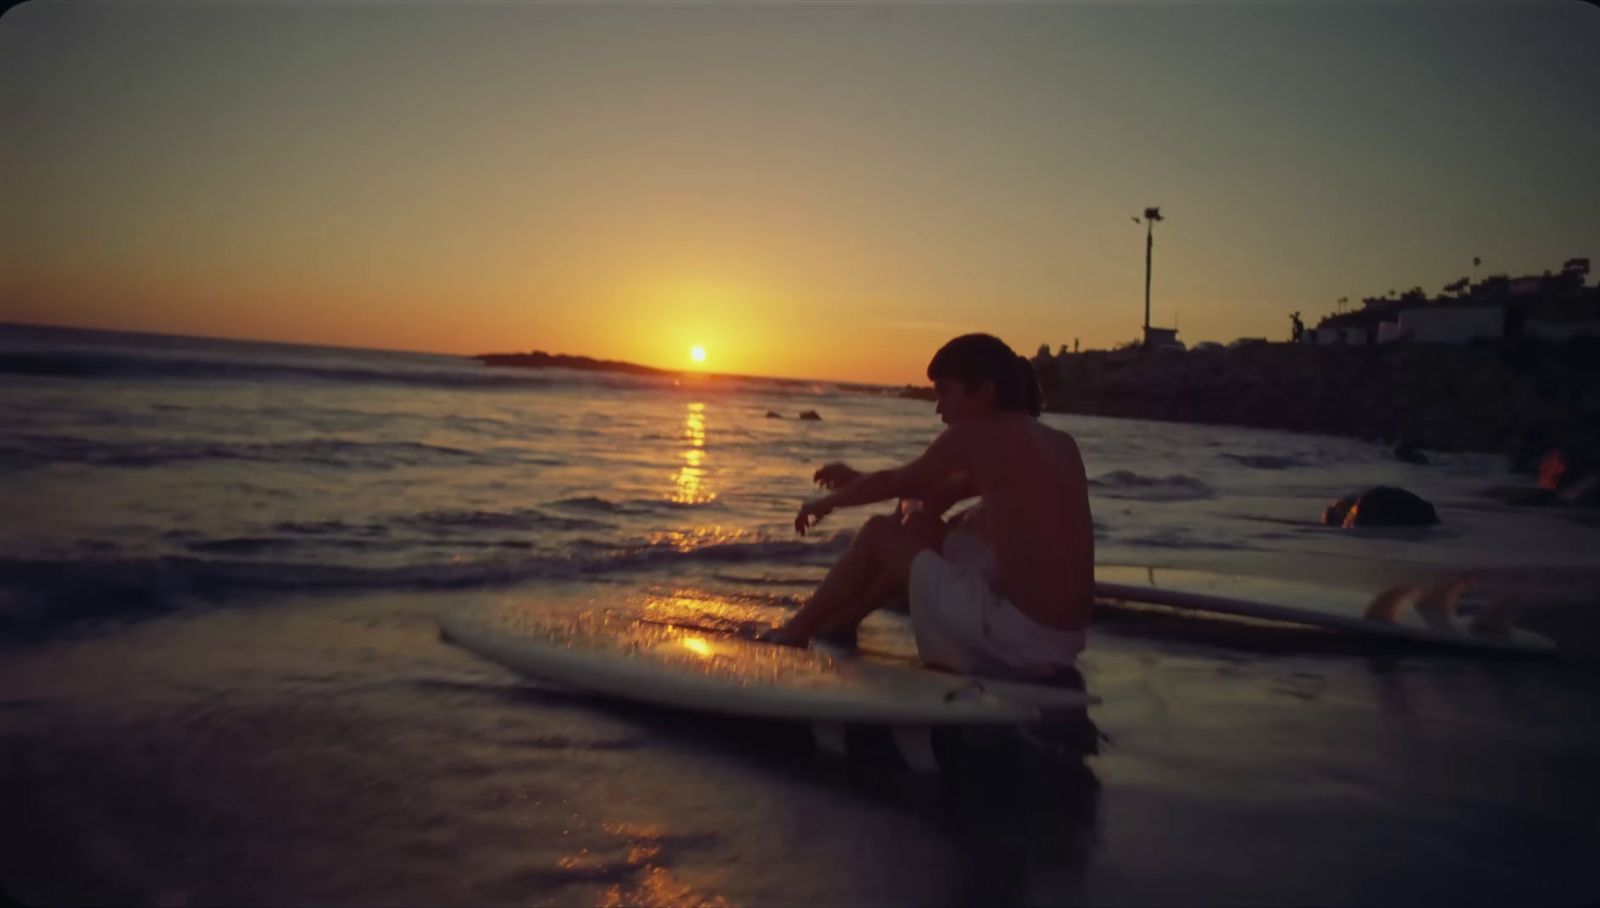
[762, 333, 1095, 679]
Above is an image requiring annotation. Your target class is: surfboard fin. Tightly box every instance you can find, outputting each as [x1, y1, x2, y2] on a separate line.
[1415, 579, 1470, 634]
[1364, 584, 1422, 623]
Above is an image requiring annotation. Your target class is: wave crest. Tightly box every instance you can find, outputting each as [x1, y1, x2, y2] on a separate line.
[1089, 470, 1215, 502]
[1220, 453, 1305, 470]
[1, 434, 528, 471]
[0, 532, 849, 638]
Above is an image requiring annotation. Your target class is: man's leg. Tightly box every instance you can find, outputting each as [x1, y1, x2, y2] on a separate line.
[770, 512, 941, 645]
[812, 567, 902, 645]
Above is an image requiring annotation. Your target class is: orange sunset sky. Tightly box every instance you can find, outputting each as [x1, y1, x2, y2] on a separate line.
[3, 1, 1597, 384]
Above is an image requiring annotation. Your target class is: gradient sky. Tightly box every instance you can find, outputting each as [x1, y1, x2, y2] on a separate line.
[3, 1, 1597, 384]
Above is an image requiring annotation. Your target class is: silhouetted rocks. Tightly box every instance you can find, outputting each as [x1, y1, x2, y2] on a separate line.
[476, 351, 672, 376]
[1480, 440, 1600, 509]
[798, 410, 822, 421]
[765, 411, 783, 419]
[1322, 486, 1441, 528]
[1034, 341, 1600, 465]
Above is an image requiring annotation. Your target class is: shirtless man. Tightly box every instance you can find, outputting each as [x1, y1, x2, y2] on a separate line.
[764, 333, 1095, 679]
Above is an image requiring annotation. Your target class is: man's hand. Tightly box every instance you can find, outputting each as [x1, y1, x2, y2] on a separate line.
[813, 462, 861, 490]
[795, 497, 834, 535]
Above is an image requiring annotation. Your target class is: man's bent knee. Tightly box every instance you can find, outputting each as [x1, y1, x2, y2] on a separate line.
[859, 513, 899, 540]
[852, 513, 907, 558]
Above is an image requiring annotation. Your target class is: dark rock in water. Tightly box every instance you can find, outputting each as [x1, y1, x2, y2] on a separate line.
[765, 411, 783, 419]
[798, 410, 822, 421]
[1538, 448, 1571, 491]
[1322, 496, 1354, 526]
[1393, 441, 1429, 465]
[1511, 431, 1555, 475]
[1322, 486, 1441, 528]
[1538, 445, 1599, 501]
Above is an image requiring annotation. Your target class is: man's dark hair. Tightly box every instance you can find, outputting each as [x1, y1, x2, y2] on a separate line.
[926, 333, 1042, 416]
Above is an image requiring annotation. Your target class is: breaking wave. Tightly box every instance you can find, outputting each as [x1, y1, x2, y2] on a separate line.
[0, 434, 532, 471]
[1089, 470, 1215, 502]
[0, 533, 851, 638]
[1219, 453, 1306, 470]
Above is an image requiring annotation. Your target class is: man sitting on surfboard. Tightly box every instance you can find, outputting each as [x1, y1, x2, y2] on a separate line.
[763, 333, 1094, 680]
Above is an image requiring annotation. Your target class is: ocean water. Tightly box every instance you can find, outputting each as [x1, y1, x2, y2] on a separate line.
[3, 323, 1598, 906]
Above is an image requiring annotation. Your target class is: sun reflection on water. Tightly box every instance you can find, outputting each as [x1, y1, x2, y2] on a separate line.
[550, 827, 732, 908]
[671, 402, 715, 505]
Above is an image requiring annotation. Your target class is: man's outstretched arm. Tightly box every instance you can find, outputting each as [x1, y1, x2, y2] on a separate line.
[796, 426, 970, 533]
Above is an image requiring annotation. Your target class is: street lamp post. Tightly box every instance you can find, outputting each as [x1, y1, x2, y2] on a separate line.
[1134, 206, 1164, 344]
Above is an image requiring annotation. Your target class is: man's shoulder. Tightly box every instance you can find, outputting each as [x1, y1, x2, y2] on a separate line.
[1046, 422, 1080, 447]
[1028, 416, 1076, 441]
[941, 415, 1073, 448]
[1050, 423, 1084, 455]
[1025, 418, 1084, 461]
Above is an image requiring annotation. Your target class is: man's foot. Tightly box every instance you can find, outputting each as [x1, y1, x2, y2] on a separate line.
[756, 625, 810, 648]
[812, 624, 859, 648]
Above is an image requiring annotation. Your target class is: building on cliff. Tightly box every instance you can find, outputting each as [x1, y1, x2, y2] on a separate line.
[1143, 326, 1183, 351]
[1382, 303, 1505, 344]
[1304, 262, 1598, 346]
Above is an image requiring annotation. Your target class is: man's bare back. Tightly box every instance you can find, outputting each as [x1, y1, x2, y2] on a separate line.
[952, 414, 1094, 631]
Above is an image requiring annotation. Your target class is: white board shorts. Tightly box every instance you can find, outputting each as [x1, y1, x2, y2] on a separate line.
[907, 533, 1086, 680]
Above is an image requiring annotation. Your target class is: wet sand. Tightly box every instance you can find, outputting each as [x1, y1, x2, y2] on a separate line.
[3, 585, 1599, 907]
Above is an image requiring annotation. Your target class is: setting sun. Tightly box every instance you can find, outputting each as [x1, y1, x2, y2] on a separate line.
[690, 345, 707, 364]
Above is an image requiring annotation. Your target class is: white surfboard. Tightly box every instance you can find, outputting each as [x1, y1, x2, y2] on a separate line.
[1093, 566, 1555, 655]
[438, 605, 1091, 728]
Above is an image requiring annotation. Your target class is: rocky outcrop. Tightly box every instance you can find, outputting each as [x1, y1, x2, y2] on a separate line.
[1322, 486, 1441, 528]
[1035, 340, 1600, 470]
[798, 410, 822, 421]
[476, 351, 673, 376]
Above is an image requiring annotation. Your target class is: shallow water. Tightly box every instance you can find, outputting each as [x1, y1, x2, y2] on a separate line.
[3, 325, 1599, 905]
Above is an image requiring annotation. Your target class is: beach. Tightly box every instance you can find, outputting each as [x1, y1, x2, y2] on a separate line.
[3, 324, 1599, 906]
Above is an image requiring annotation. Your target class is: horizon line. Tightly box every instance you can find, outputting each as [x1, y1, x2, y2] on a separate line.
[0, 320, 909, 389]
